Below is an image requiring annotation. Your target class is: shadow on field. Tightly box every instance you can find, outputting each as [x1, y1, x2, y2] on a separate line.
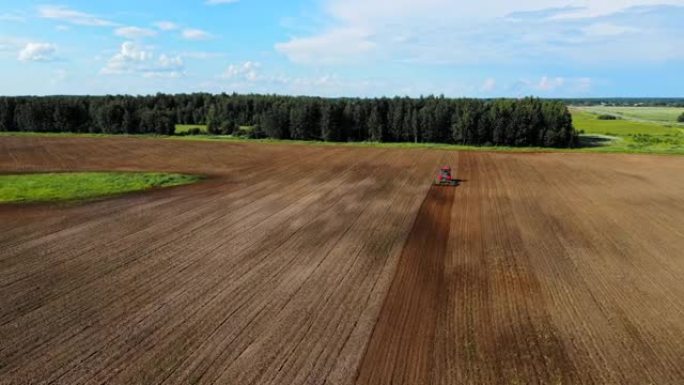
[434, 179, 465, 187]
[578, 135, 613, 148]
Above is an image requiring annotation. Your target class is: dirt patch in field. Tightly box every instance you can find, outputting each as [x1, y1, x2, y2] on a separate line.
[1, 136, 684, 385]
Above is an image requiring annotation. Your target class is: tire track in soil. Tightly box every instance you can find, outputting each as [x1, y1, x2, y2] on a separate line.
[356, 185, 456, 385]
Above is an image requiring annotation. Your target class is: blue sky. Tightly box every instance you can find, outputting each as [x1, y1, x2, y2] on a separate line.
[0, 0, 683, 97]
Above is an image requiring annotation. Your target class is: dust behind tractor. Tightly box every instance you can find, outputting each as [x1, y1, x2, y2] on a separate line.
[434, 166, 460, 186]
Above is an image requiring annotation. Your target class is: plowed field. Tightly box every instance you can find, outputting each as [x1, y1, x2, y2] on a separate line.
[1, 136, 683, 385]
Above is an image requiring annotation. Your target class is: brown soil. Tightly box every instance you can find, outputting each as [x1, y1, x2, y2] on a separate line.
[1, 136, 684, 385]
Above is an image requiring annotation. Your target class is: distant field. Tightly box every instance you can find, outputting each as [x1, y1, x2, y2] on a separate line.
[570, 108, 684, 155]
[571, 109, 676, 136]
[175, 124, 208, 134]
[576, 106, 684, 123]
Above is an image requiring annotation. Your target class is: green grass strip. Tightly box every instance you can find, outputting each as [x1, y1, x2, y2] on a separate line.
[0, 172, 200, 203]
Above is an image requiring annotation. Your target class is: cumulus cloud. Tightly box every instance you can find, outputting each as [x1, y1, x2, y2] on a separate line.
[18, 42, 57, 62]
[37, 5, 116, 27]
[221, 61, 262, 81]
[115, 27, 158, 39]
[182, 28, 212, 40]
[101, 41, 184, 78]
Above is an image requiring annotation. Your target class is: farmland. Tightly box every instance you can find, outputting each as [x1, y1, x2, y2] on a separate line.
[1, 136, 684, 384]
[571, 108, 684, 154]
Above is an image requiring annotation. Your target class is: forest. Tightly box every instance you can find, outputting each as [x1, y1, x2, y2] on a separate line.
[0, 94, 577, 148]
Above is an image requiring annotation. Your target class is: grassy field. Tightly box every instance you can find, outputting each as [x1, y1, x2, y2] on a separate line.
[576, 106, 684, 123]
[571, 109, 676, 136]
[0, 172, 199, 203]
[570, 108, 684, 155]
[175, 124, 208, 134]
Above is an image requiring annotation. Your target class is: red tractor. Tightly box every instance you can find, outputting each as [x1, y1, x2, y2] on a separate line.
[434, 166, 459, 186]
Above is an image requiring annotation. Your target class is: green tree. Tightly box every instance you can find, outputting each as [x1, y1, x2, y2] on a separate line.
[321, 103, 341, 141]
[367, 105, 385, 142]
[262, 105, 289, 139]
[206, 105, 219, 134]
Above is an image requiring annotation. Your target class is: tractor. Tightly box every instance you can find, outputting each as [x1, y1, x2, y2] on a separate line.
[434, 166, 459, 186]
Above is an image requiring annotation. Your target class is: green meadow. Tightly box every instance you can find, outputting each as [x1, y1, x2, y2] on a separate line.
[571, 108, 684, 155]
[175, 124, 209, 134]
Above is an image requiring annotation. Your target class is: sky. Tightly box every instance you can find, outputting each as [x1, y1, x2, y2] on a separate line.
[0, 0, 683, 97]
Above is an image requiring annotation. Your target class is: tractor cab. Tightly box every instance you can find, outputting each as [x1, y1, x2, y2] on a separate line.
[434, 166, 459, 186]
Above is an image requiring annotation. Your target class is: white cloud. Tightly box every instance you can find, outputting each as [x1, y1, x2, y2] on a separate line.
[146, 54, 184, 77]
[115, 26, 158, 39]
[37, 5, 116, 27]
[18, 42, 57, 62]
[275, 28, 376, 64]
[277, 0, 684, 66]
[325, 0, 684, 22]
[547, 1, 684, 19]
[154, 21, 179, 31]
[221, 61, 262, 81]
[101, 41, 184, 78]
[205, 0, 239, 5]
[182, 28, 212, 40]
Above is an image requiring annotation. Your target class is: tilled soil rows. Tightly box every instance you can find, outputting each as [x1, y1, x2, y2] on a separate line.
[1, 136, 684, 385]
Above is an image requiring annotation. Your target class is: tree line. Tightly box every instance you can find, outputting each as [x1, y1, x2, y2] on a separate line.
[0, 94, 578, 147]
